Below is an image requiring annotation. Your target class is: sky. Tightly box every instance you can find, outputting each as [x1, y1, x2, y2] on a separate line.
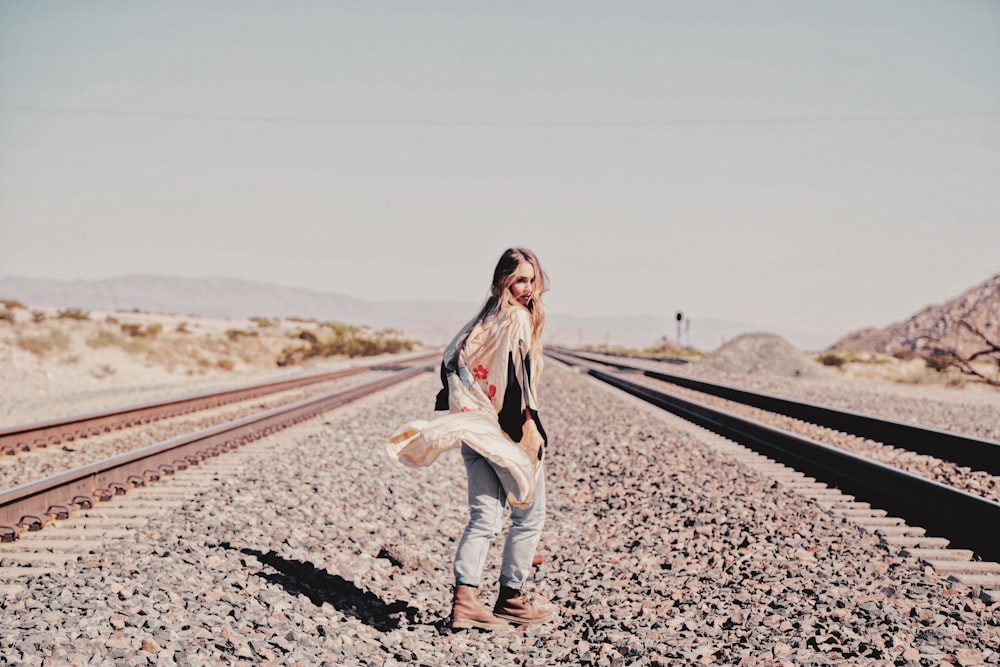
[1, 1, 998, 346]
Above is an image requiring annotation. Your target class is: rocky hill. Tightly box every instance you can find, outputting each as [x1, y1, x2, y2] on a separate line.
[831, 272, 1000, 359]
[694, 332, 831, 379]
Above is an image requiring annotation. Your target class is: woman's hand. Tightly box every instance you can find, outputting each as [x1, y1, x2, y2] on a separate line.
[521, 415, 545, 460]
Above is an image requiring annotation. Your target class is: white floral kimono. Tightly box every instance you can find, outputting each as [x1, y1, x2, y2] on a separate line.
[388, 305, 546, 508]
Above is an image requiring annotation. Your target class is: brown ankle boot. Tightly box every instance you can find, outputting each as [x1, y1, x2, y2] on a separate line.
[451, 585, 511, 631]
[493, 585, 558, 625]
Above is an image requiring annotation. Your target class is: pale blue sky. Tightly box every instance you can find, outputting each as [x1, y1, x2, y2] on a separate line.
[1, 1, 998, 344]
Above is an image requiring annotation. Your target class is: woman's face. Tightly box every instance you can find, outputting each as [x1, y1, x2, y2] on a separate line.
[509, 261, 536, 307]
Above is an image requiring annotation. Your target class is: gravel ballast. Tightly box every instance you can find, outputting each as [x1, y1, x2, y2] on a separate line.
[1, 361, 998, 666]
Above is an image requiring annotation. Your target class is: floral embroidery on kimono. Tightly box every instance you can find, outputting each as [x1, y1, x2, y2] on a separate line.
[388, 305, 546, 508]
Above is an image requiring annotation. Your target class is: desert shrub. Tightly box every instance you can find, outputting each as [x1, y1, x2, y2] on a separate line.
[226, 328, 259, 341]
[296, 330, 319, 343]
[275, 327, 416, 366]
[923, 353, 953, 373]
[0, 309, 13, 324]
[93, 364, 116, 378]
[87, 328, 123, 348]
[321, 321, 362, 335]
[88, 327, 149, 354]
[817, 353, 845, 367]
[176, 322, 190, 333]
[217, 358, 235, 371]
[57, 308, 90, 320]
[380, 338, 409, 355]
[121, 337, 150, 354]
[31, 310, 46, 323]
[118, 322, 161, 338]
[250, 316, 277, 327]
[105, 315, 119, 324]
[17, 327, 71, 356]
[1, 299, 25, 309]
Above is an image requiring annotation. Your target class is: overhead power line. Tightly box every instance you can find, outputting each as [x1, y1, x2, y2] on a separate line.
[1, 104, 998, 128]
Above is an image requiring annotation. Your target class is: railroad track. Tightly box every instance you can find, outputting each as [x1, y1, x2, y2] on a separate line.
[551, 349, 1000, 475]
[0, 352, 438, 545]
[547, 348, 1000, 595]
[0, 350, 437, 457]
[4, 346, 998, 603]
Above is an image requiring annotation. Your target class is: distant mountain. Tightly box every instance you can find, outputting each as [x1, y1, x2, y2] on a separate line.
[0, 274, 474, 346]
[0, 274, 834, 351]
[832, 272, 1000, 358]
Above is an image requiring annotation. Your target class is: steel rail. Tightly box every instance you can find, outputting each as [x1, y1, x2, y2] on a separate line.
[0, 364, 429, 542]
[0, 350, 439, 455]
[550, 348, 1000, 476]
[548, 349, 1000, 561]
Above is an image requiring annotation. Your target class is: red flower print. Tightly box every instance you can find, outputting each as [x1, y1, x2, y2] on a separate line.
[488, 384, 497, 400]
[473, 364, 489, 380]
[461, 406, 471, 412]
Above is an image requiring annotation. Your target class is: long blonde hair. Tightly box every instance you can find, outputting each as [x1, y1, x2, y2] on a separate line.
[474, 247, 548, 350]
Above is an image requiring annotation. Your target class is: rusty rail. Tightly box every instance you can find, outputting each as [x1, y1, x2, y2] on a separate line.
[0, 364, 430, 541]
[550, 348, 1000, 475]
[547, 348, 1000, 561]
[0, 351, 438, 455]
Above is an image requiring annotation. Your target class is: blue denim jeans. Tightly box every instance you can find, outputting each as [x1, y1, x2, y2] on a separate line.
[453, 443, 546, 589]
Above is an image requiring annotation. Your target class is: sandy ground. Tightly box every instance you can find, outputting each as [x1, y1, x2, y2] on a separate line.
[0, 305, 425, 427]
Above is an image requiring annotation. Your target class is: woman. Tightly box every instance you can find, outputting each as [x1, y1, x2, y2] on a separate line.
[388, 247, 558, 631]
